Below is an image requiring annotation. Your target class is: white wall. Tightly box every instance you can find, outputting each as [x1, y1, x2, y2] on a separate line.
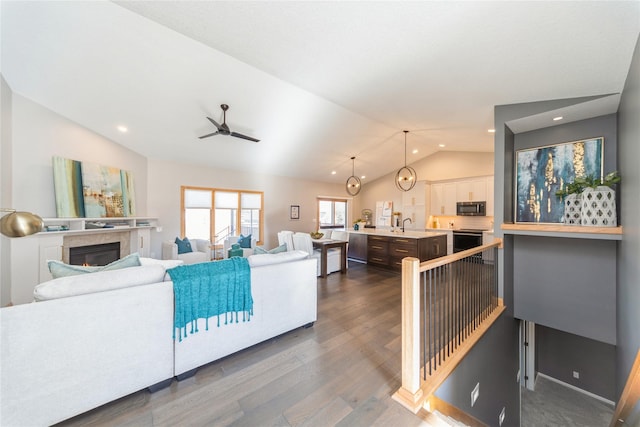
[10, 94, 149, 217]
[358, 151, 494, 222]
[147, 158, 346, 256]
[1, 76, 13, 306]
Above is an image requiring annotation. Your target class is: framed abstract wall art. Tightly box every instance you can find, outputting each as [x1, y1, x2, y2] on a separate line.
[515, 137, 603, 223]
[52, 156, 86, 218]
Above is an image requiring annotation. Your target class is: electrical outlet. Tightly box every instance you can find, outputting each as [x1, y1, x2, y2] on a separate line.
[499, 407, 506, 426]
[471, 382, 480, 407]
[573, 371, 580, 379]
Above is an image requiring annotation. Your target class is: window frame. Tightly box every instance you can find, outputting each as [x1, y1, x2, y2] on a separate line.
[181, 186, 264, 245]
[317, 197, 348, 230]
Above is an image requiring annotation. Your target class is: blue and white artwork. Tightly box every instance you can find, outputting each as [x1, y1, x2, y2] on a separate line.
[516, 137, 603, 223]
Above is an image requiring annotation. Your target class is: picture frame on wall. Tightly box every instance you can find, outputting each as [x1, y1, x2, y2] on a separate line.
[290, 205, 300, 220]
[515, 136, 603, 224]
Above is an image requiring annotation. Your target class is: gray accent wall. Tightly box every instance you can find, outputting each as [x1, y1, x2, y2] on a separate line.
[435, 315, 520, 427]
[617, 34, 640, 413]
[536, 325, 616, 401]
[514, 236, 616, 344]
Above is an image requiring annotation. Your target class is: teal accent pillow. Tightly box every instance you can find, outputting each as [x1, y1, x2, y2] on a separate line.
[48, 253, 142, 279]
[238, 234, 252, 248]
[254, 244, 288, 255]
[175, 237, 193, 254]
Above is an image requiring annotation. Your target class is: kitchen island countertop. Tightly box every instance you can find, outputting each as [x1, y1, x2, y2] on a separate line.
[348, 228, 447, 239]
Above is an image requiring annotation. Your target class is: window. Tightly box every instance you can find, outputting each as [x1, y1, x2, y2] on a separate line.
[182, 187, 263, 245]
[318, 198, 347, 229]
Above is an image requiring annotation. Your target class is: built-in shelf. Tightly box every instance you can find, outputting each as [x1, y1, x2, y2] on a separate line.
[501, 223, 622, 240]
[39, 217, 158, 235]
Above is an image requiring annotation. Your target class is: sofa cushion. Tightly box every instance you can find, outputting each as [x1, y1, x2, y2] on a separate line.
[254, 244, 287, 255]
[175, 237, 193, 254]
[48, 253, 142, 279]
[34, 265, 166, 301]
[140, 257, 184, 280]
[247, 250, 308, 267]
[238, 234, 252, 248]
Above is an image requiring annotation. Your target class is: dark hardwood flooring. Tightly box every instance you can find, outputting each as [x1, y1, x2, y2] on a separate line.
[57, 262, 438, 427]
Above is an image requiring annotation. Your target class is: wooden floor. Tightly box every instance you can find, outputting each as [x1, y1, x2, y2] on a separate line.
[57, 262, 439, 427]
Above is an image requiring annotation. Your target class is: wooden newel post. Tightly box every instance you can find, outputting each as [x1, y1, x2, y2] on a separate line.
[392, 257, 424, 413]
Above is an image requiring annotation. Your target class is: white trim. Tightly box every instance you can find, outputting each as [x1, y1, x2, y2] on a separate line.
[536, 373, 615, 406]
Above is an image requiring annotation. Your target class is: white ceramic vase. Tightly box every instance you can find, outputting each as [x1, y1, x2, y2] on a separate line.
[580, 186, 617, 227]
[563, 193, 582, 225]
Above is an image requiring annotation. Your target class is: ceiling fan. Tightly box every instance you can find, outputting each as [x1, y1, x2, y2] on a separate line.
[199, 104, 260, 142]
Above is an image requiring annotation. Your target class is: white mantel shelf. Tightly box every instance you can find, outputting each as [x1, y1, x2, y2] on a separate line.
[39, 217, 158, 236]
[501, 223, 622, 240]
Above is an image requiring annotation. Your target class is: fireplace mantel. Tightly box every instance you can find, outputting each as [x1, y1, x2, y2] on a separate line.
[8, 217, 159, 305]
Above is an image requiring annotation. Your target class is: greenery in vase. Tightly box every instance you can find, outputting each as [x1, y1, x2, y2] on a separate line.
[555, 171, 620, 198]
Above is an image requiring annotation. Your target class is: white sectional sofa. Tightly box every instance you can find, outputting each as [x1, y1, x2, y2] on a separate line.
[0, 252, 317, 426]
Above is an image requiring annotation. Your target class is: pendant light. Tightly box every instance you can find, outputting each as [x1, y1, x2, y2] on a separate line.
[395, 130, 417, 191]
[345, 156, 362, 196]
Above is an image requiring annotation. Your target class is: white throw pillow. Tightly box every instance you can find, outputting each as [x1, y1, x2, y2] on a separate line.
[34, 265, 166, 301]
[247, 250, 308, 267]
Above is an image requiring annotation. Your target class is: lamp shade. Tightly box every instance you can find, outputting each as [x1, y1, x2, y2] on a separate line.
[0, 210, 44, 237]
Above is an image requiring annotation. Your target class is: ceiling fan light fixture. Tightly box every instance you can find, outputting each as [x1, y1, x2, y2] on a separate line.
[395, 131, 417, 192]
[345, 156, 362, 196]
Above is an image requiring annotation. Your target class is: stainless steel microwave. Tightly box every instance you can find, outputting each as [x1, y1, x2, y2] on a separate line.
[456, 201, 486, 216]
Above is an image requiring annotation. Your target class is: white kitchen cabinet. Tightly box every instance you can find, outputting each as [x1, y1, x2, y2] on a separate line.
[402, 181, 428, 229]
[430, 183, 457, 216]
[456, 178, 487, 202]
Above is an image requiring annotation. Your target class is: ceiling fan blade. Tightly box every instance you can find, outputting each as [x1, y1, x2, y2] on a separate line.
[230, 132, 260, 142]
[206, 116, 222, 130]
[198, 131, 219, 139]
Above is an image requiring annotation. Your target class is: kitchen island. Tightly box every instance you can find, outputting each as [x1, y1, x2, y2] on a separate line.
[347, 228, 447, 271]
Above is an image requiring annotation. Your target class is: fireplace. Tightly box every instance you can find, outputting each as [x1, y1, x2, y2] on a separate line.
[69, 242, 121, 266]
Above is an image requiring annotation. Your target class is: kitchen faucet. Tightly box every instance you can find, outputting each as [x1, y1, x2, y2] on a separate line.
[402, 217, 412, 232]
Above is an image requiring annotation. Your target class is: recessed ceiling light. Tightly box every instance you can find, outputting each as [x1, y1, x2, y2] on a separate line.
[361, 175, 366, 179]
[439, 144, 446, 148]
[553, 116, 563, 121]
[412, 149, 418, 154]
[488, 129, 495, 133]
[117, 125, 128, 133]
[331, 171, 337, 175]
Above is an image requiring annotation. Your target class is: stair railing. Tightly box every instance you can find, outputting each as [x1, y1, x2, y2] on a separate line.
[609, 348, 640, 427]
[393, 240, 504, 414]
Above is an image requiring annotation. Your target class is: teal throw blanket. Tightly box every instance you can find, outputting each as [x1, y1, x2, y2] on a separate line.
[168, 257, 253, 341]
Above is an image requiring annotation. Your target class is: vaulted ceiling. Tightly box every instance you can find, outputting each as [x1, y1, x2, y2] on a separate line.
[2, 1, 638, 184]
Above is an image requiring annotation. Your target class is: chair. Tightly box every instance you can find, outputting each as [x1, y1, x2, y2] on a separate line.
[222, 235, 256, 258]
[331, 230, 349, 242]
[330, 230, 349, 270]
[277, 230, 295, 251]
[292, 232, 341, 277]
[162, 238, 211, 264]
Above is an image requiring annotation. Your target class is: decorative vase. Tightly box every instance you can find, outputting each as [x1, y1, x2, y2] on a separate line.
[563, 193, 582, 225]
[353, 223, 359, 231]
[580, 186, 617, 227]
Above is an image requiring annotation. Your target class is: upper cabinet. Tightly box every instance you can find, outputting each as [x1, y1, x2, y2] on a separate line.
[430, 176, 494, 217]
[402, 181, 428, 229]
[456, 178, 487, 202]
[430, 182, 457, 216]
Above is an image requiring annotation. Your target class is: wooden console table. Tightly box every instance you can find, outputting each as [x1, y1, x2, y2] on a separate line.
[312, 239, 348, 278]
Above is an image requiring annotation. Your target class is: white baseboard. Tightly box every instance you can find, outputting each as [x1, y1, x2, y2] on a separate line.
[536, 372, 615, 406]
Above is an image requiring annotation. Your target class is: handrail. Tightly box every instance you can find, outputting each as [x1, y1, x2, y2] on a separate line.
[609, 348, 640, 427]
[393, 239, 504, 414]
[419, 239, 503, 272]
